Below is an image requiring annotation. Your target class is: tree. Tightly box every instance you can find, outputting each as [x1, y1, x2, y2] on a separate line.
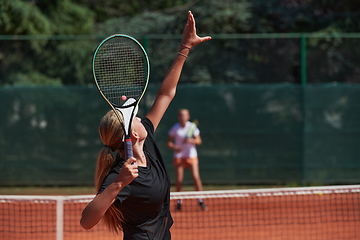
[0, 1, 51, 35]
[250, 0, 360, 33]
[0, 0, 95, 86]
[1, 0, 360, 86]
[72, 0, 194, 22]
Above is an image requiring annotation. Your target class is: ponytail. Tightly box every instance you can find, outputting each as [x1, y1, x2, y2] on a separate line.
[94, 110, 125, 233]
[95, 147, 115, 191]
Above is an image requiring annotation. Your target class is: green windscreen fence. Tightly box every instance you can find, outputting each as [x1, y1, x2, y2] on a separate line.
[0, 84, 359, 186]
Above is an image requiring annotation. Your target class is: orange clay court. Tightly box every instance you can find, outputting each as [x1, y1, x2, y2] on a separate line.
[0, 185, 359, 240]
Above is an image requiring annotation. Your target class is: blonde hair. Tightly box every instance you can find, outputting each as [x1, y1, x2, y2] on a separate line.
[95, 110, 124, 233]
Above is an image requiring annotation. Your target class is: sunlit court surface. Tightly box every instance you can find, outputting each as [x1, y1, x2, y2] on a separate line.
[1, 185, 359, 240]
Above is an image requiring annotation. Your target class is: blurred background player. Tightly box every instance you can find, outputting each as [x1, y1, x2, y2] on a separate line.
[167, 108, 208, 211]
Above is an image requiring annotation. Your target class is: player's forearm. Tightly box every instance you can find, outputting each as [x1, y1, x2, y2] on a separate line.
[166, 141, 175, 150]
[157, 47, 190, 99]
[186, 139, 201, 146]
[188, 135, 202, 145]
[193, 138, 202, 145]
[80, 182, 122, 229]
[167, 140, 179, 151]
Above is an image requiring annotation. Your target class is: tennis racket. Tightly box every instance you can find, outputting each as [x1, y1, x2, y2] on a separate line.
[186, 119, 198, 139]
[92, 34, 150, 160]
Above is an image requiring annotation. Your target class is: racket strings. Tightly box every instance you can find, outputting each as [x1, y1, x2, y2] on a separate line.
[94, 38, 148, 107]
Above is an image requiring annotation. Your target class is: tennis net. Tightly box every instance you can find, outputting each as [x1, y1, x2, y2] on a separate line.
[0, 185, 359, 240]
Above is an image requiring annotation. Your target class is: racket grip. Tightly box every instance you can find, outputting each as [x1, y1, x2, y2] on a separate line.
[124, 138, 133, 163]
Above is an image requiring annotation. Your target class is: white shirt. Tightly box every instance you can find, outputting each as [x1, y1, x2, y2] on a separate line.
[168, 121, 200, 158]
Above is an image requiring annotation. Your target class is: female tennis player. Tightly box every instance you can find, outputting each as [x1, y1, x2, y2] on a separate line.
[80, 11, 211, 240]
[167, 109, 208, 211]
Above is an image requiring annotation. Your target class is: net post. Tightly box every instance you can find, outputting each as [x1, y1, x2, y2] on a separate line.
[300, 34, 307, 187]
[300, 34, 307, 86]
[56, 196, 64, 240]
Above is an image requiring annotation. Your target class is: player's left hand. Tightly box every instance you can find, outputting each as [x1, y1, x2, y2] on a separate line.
[182, 11, 211, 48]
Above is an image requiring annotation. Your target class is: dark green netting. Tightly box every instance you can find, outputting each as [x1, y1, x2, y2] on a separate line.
[0, 84, 359, 186]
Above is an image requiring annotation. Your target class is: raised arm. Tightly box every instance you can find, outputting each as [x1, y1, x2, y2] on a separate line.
[146, 11, 211, 130]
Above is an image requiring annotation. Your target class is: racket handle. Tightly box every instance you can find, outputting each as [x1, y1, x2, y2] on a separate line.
[124, 138, 133, 162]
